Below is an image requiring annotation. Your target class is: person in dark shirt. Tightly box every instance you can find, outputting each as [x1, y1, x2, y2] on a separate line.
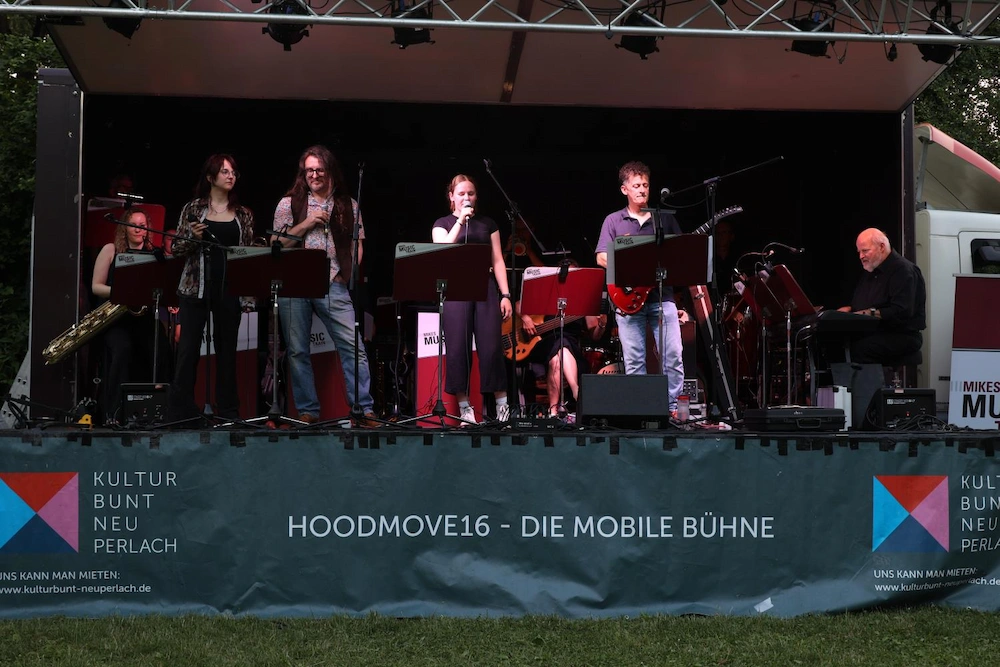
[837, 227, 926, 364]
[431, 174, 514, 425]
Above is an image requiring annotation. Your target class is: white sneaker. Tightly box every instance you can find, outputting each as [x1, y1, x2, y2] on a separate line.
[496, 403, 511, 422]
[459, 404, 477, 427]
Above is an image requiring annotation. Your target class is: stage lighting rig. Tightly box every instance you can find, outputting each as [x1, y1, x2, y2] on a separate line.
[391, 2, 435, 49]
[103, 0, 142, 40]
[616, 11, 660, 60]
[919, 0, 962, 65]
[788, 0, 835, 58]
[259, 0, 312, 51]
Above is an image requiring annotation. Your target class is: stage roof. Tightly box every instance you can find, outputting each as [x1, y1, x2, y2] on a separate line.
[35, 0, 1000, 112]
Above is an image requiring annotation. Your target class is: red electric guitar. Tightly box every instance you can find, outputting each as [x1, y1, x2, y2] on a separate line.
[607, 205, 743, 314]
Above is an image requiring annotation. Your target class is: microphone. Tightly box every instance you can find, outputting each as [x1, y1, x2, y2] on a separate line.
[187, 212, 218, 243]
[483, 158, 492, 170]
[659, 186, 671, 203]
[764, 243, 805, 257]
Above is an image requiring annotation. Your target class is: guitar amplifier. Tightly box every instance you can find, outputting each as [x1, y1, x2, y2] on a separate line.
[120, 383, 169, 427]
[579, 374, 672, 429]
[743, 406, 845, 432]
[872, 388, 936, 429]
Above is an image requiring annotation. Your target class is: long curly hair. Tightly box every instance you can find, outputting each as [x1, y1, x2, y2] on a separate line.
[114, 209, 153, 254]
[286, 145, 352, 233]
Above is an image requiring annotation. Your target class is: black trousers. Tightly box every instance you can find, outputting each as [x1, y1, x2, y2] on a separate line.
[101, 312, 167, 425]
[168, 293, 241, 420]
[850, 331, 922, 365]
[441, 285, 506, 395]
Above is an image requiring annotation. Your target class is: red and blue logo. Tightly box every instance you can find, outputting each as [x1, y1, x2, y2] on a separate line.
[0, 472, 79, 554]
[872, 475, 948, 552]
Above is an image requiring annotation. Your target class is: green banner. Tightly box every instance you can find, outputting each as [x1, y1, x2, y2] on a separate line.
[1, 432, 999, 617]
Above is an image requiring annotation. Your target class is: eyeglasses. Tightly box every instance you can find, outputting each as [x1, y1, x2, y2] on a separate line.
[305, 168, 327, 176]
[219, 169, 239, 178]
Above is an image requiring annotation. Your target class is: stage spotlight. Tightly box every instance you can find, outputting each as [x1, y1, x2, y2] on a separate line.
[263, 0, 311, 52]
[918, 0, 960, 64]
[789, 2, 835, 57]
[391, 4, 434, 49]
[103, 0, 142, 40]
[616, 12, 659, 60]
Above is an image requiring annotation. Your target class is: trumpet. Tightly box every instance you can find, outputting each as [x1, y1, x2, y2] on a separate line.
[42, 300, 146, 365]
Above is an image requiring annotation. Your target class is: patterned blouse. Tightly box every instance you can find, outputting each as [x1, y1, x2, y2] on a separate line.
[171, 198, 255, 301]
[273, 193, 364, 285]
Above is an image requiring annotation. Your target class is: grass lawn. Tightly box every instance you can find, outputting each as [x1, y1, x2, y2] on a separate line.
[1, 608, 999, 666]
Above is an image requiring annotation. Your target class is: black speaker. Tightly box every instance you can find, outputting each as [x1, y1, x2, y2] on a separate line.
[578, 374, 672, 429]
[120, 383, 169, 427]
[871, 388, 936, 429]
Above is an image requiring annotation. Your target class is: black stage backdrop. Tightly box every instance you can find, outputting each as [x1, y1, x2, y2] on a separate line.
[82, 96, 901, 316]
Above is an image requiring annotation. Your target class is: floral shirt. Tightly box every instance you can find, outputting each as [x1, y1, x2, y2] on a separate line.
[171, 199, 255, 302]
[273, 193, 363, 284]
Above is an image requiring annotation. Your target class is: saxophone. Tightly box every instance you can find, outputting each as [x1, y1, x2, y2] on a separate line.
[42, 301, 146, 365]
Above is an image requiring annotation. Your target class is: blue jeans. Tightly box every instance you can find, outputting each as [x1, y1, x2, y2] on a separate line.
[278, 281, 374, 415]
[615, 298, 684, 411]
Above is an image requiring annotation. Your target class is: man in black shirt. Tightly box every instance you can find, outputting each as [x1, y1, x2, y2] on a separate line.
[837, 228, 926, 364]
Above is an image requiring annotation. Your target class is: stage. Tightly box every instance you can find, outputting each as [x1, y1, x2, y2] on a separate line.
[1, 423, 999, 619]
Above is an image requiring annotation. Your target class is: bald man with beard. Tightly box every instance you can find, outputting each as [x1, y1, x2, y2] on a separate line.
[837, 228, 926, 365]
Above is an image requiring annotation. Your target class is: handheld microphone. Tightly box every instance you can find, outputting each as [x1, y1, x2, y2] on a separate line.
[188, 212, 218, 243]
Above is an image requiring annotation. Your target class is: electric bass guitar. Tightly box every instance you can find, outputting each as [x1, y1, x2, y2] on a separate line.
[501, 315, 586, 362]
[607, 205, 743, 315]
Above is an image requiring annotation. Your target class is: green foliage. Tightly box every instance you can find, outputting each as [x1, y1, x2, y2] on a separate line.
[0, 18, 63, 397]
[914, 20, 1000, 165]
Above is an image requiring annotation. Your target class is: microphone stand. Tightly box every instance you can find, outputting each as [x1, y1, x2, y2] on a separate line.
[665, 156, 783, 421]
[348, 163, 366, 424]
[483, 158, 551, 419]
[342, 161, 388, 428]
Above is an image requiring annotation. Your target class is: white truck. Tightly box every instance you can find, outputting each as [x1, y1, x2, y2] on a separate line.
[913, 124, 1000, 415]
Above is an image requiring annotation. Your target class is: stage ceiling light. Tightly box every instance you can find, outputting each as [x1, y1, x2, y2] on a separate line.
[789, 6, 835, 57]
[391, 5, 434, 49]
[263, 0, 311, 52]
[918, 1, 960, 65]
[103, 0, 142, 40]
[616, 12, 659, 60]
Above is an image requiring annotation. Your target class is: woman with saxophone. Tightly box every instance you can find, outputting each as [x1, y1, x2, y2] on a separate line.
[166, 154, 255, 423]
[91, 208, 166, 425]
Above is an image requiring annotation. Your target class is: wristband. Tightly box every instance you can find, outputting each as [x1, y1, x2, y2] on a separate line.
[500, 294, 511, 300]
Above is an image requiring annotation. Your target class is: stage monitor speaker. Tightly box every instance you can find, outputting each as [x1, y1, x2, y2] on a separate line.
[120, 383, 169, 427]
[871, 388, 936, 429]
[578, 374, 672, 429]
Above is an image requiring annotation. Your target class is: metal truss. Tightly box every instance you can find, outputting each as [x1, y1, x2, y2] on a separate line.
[2, 0, 1000, 45]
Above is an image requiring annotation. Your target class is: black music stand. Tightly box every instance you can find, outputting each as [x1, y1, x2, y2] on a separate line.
[392, 243, 491, 428]
[223, 246, 329, 428]
[612, 234, 712, 418]
[111, 253, 184, 387]
[520, 266, 604, 418]
[744, 264, 816, 406]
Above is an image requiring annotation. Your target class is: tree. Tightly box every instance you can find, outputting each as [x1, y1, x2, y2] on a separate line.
[0, 18, 63, 397]
[914, 20, 1000, 166]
